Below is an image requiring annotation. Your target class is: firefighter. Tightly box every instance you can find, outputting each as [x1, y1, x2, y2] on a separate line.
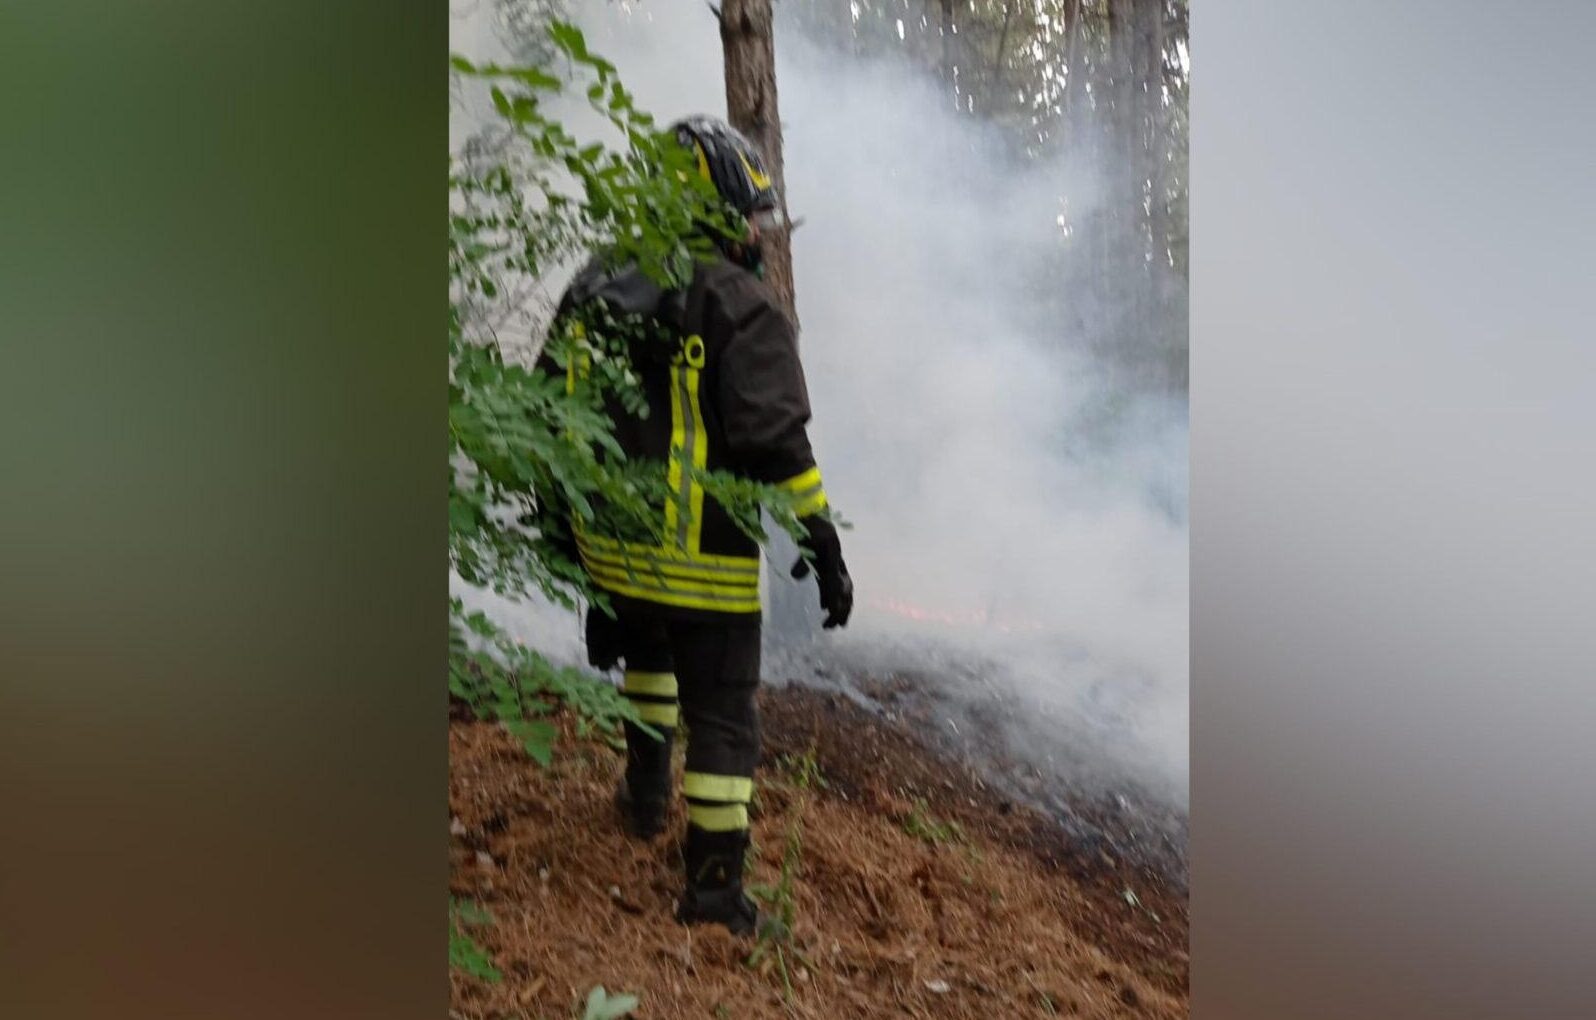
[544, 115, 852, 934]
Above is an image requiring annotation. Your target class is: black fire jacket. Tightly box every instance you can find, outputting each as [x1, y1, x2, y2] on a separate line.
[542, 253, 830, 620]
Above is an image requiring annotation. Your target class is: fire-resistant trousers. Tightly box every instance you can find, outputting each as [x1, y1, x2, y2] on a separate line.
[616, 609, 762, 835]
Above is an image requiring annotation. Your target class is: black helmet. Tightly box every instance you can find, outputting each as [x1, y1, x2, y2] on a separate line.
[671, 115, 779, 220]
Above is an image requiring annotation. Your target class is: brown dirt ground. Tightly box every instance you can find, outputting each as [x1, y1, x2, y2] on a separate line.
[450, 685, 1188, 1019]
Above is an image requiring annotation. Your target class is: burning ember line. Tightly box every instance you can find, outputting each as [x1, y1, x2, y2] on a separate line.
[866, 597, 1048, 634]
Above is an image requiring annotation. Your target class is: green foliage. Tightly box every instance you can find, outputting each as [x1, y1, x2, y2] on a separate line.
[903, 797, 965, 847]
[449, 600, 656, 762]
[447, 34, 835, 987]
[450, 26, 738, 318]
[448, 19, 820, 777]
[778, 747, 828, 793]
[449, 898, 502, 984]
[746, 747, 825, 1000]
[450, 23, 718, 616]
[579, 985, 640, 1020]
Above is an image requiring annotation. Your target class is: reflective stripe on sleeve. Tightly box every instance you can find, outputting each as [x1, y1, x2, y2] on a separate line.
[778, 466, 829, 517]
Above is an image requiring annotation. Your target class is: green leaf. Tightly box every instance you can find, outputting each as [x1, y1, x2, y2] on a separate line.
[454, 898, 493, 926]
[509, 718, 558, 766]
[582, 986, 640, 1020]
[547, 21, 586, 60]
[511, 66, 561, 91]
[448, 899, 502, 983]
[451, 19, 815, 776]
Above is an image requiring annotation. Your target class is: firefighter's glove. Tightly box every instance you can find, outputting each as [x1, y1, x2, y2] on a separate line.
[585, 606, 624, 671]
[790, 515, 853, 629]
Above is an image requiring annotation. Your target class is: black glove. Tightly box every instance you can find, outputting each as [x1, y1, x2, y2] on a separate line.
[585, 605, 624, 670]
[790, 515, 853, 629]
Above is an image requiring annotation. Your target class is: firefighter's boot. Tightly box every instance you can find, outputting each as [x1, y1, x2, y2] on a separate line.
[615, 721, 671, 840]
[675, 826, 760, 936]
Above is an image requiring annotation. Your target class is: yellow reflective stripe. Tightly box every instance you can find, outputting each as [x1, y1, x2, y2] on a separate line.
[572, 509, 764, 614]
[564, 322, 586, 396]
[572, 525, 759, 572]
[684, 772, 753, 803]
[778, 467, 823, 493]
[579, 545, 758, 585]
[688, 802, 749, 832]
[575, 533, 760, 590]
[663, 355, 710, 553]
[737, 150, 772, 190]
[632, 701, 679, 727]
[588, 571, 762, 614]
[665, 365, 686, 546]
[623, 671, 677, 698]
[577, 542, 758, 578]
[685, 365, 708, 553]
[792, 488, 828, 516]
[779, 466, 829, 516]
[586, 561, 756, 600]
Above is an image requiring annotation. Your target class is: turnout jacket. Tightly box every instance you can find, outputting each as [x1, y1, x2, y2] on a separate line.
[544, 253, 830, 621]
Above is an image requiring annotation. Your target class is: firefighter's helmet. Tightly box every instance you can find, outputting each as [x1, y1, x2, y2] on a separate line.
[671, 115, 780, 222]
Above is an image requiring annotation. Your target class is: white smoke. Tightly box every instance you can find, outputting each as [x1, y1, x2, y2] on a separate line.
[452, 0, 1189, 810]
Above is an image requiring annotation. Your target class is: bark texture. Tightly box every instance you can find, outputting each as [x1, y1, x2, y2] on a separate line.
[718, 0, 816, 641]
[719, 0, 798, 327]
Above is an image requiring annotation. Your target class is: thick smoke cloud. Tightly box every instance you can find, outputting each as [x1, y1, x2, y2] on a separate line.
[453, 0, 1188, 810]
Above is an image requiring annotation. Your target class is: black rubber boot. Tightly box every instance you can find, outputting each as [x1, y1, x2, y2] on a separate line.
[614, 778, 667, 840]
[675, 826, 761, 936]
[616, 721, 671, 840]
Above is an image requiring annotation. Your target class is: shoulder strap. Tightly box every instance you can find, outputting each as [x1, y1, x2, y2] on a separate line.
[657, 261, 712, 342]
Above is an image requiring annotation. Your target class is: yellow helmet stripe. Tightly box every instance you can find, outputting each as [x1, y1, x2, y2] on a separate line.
[737, 150, 772, 191]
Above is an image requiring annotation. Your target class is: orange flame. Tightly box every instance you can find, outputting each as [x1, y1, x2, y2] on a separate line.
[866, 597, 1047, 634]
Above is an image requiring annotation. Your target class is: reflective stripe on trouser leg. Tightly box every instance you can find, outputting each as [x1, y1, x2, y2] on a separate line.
[686, 801, 749, 831]
[684, 773, 753, 802]
[684, 771, 753, 831]
[620, 620, 676, 801]
[672, 620, 762, 835]
[623, 670, 679, 728]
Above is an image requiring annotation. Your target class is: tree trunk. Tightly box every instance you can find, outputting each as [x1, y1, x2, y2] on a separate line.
[992, 0, 1015, 99]
[939, 0, 957, 99]
[1062, 0, 1083, 122]
[1149, 0, 1169, 267]
[1107, 0, 1143, 346]
[719, 0, 799, 327]
[718, 0, 815, 645]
